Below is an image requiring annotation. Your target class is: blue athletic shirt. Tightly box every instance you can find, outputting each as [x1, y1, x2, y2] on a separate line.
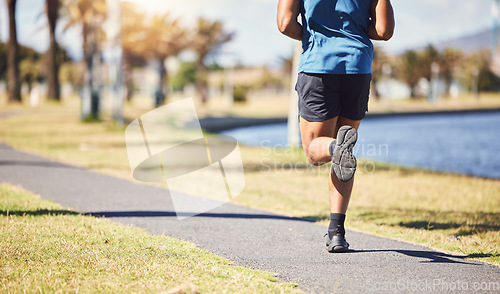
[298, 0, 374, 74]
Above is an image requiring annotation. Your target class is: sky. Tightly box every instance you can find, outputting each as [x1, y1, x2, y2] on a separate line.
[0, 0, 495, 67]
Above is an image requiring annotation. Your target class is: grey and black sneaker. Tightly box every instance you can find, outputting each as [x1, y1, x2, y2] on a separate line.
[326, 234, 350, 253]
[331, 125, 358, 182]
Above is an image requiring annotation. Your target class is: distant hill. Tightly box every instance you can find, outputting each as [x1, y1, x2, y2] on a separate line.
[433, 27, 500, 76]
[433, 27, 497, 53]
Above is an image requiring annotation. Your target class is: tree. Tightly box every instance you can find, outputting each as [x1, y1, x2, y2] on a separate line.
[439, 48, 464, 96]
[46, 0, 60, 101]
[398, 50, 420, 98]
[120, 1, 147, 101]
[371, 46, 388, 100]
[168, 61, 196, 92]
[133, 13, 187, 107]
[17, 46, 42, 92]
[64, 0, 107, 65]
[0, 42, 6, 82]
[420, 45, 440, 82]
[6, 0, 21, 102]
[191, 18, 233, 104]
[64, 0, 107, 119]
[19, 57, 42, 93]
[465, 50, 500, 93]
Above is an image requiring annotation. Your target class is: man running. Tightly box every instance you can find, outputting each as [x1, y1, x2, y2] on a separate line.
[277, 0, 395, 252]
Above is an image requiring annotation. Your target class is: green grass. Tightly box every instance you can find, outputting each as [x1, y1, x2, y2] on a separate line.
[0, 183, 301, 293]
[0, 99, 499, 267]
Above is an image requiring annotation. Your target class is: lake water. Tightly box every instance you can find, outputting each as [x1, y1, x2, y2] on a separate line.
[221, 111, 500, 179]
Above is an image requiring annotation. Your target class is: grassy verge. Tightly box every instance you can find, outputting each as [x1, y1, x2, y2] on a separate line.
[0, 183, 301, 293]
[0, 99, 498, 267]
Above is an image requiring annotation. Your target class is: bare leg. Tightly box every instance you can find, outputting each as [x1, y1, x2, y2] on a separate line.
[329, 117, 361, 214]
[299, 117, 337, 165]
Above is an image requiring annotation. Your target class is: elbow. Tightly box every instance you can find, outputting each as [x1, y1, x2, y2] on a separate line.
[277, 16, 292, 35]
[278, 24, 288, 35]
[380, 31, 393, 41]
[376, 26, 394, 41]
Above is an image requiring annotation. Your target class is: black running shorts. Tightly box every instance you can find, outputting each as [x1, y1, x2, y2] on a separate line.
[295, 72, 371, 121]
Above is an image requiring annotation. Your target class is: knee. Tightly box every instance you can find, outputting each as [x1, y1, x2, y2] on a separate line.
[306, 153, 326, 166]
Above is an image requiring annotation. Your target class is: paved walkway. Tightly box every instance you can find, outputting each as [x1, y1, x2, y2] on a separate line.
[0, 143, 498, 293]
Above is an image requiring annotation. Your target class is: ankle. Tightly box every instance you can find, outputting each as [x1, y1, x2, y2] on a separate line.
[328, 213, 346, 238]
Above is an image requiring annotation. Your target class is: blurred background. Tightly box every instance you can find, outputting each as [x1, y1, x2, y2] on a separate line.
[1, 0, 499, 109]
[0, 0, 500, 177]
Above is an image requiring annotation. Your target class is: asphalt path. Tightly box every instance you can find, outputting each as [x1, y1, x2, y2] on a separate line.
[0, 143, 498, 293]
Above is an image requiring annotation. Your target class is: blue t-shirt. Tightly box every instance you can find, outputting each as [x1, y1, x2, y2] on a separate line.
[298, 0, 374, 74]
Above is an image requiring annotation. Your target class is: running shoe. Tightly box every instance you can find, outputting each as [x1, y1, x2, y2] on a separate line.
[331, 125, 358, 182]
[326, 234, 350, 253]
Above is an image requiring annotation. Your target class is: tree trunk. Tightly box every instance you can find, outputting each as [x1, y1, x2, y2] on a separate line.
[155, 59, 166, 107]
[7, 0, 21, 102]
[83, 23, 100, 120]
[371, 77, 380, 101]
[46, 0, 60, 101]
[123, 53, 132, 101]
[196, 59, 207, 104]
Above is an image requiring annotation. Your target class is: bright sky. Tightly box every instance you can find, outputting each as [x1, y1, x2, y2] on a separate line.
[0, 0, 495, 67]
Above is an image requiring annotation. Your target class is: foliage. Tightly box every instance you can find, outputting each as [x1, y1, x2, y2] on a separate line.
[233, 85, 248, 103]
[392, 45, 500, 98]
[191, 18, 234, 103]
[191, 18, 234, 67]
[62, 0, 108, 57]
[207, 63, 224, 71]
[19, 58, 43, 91]
[371, 46, 390, 99]
[397, 50, 420, 97]
[168, 61, 197, 91]
[464, 50, 500, 92]
[440, 48, 464, 92]
[419, 45, 440, 81]
[120, 1, 148, 100]
[59, 62, 84, 86]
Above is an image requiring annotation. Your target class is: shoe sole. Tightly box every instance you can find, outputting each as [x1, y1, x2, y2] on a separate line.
[326, 235, 350, 253]
[331, 126, 358, 182]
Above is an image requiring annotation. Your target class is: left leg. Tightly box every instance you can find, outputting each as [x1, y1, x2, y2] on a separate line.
[299, 116, 337, 166]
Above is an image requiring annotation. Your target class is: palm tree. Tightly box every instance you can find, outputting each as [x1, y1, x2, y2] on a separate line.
[120, 1, 147, 101]
[6, 0, 21, 102]
[64, 0, 107, 64]
[440, 48, 464, 96]
[133, 13, 187, 107]
[63, 0, 107, 119]
[46, 0, 60, 101]
[371, 46, 388, 100]
[398, 50, 420, 98]
[420, 45, 440, 82]
[191, 18, 233, 104]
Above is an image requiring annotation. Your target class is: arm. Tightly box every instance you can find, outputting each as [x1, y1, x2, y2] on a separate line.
[368, 0, 395, 41]
[277, 0, 302, 41]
